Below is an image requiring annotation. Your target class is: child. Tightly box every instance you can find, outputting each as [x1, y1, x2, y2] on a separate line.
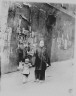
[22, 58, 31, 83]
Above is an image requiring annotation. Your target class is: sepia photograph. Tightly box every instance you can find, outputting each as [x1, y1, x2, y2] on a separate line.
[0, 0, 76, 96]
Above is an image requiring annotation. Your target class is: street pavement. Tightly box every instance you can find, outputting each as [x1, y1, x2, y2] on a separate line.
[1, 59, 73, 96]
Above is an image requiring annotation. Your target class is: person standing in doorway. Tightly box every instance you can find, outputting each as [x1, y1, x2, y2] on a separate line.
[17, 43, 24, 65]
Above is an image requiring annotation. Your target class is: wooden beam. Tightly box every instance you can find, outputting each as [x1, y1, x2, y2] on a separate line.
[23, 2, 32, 7]
[47, 3, 75, 18]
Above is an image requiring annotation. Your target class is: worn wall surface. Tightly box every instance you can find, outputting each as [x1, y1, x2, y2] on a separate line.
[51, 12, 75, 62]
[1, 2, 75, 74]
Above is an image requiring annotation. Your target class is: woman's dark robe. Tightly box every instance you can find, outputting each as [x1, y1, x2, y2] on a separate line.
[34, 48, 47, 80]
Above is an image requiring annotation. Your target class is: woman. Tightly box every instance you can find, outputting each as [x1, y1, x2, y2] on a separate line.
[34, 40, 47, 82]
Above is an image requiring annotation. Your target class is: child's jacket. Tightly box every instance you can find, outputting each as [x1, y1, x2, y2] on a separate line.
[22, 63, 30, 75]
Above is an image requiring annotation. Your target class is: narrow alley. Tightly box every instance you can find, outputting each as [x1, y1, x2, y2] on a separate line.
[1, 59, 73, 96]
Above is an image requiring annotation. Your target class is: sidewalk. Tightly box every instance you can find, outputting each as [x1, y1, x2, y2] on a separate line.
[1, 59, 73, 96]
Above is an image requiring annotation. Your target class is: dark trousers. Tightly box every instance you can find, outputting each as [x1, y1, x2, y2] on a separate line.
[35, 70, 45, 80]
